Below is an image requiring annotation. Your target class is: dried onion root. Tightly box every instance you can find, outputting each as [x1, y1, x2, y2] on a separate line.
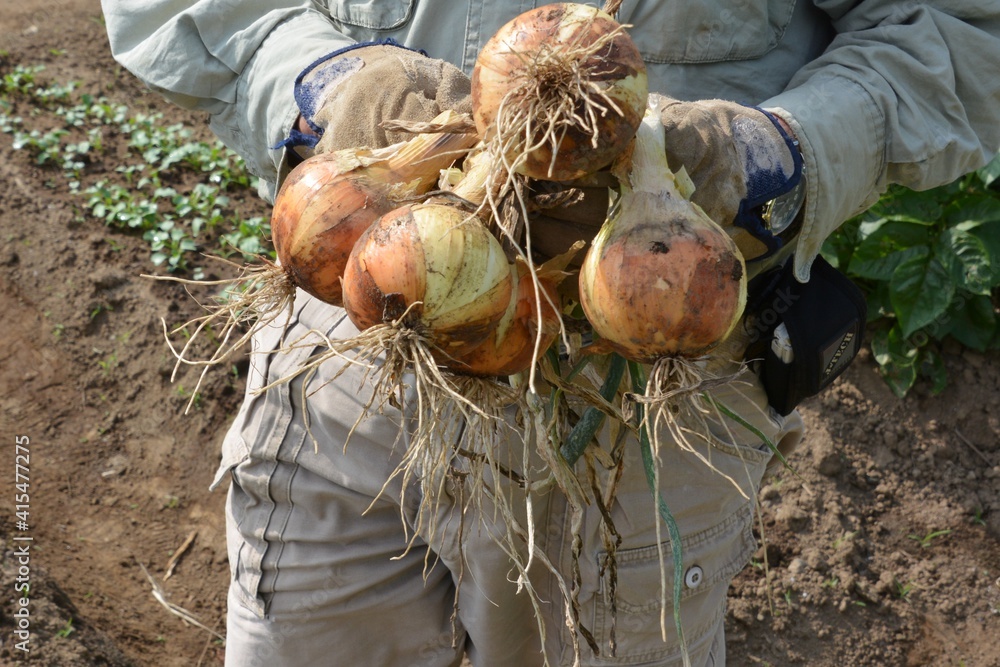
[148, 111, 476, 410]
[471, 3, 647, 182]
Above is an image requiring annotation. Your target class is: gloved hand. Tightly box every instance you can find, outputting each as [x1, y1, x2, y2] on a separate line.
[524, 93, 803, 265]
[288, 43, 472, 157]
[654, 92, 803, 261]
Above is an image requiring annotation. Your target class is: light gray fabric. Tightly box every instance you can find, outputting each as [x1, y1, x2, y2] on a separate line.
[215, 289, 801, 666]
[215, 293, 548, 666]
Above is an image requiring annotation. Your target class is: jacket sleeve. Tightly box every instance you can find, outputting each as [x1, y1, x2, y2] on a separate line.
[101, 0, 354, 201]
[761, 1, 1000, 281]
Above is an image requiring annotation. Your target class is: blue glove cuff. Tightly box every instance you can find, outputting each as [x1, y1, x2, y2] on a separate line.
[733, 107, 804, 260]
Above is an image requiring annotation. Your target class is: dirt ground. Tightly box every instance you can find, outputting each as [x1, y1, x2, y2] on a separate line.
[1, 2, 998, 666]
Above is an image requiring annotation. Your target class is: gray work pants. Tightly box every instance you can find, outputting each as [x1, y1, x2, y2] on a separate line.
[214, 291, 803, 666]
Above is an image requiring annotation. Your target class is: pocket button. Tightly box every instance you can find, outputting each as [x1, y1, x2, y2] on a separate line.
[684, 565, 705, 589]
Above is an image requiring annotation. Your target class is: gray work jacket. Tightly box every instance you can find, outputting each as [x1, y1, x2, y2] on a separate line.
[102, 0, 1000, 280]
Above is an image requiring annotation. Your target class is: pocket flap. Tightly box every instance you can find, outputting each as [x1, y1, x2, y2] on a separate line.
[329, 0, 414, 31]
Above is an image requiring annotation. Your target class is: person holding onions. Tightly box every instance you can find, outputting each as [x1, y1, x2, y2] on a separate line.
[102, 1, 1000, 665]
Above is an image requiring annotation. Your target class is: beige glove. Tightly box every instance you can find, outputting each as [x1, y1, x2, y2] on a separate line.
[291, 44, 472, 155]
[655, 92, 804, 261]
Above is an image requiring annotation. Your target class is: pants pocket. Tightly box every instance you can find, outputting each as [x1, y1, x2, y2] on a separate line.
[225, 476, 268, 617]
[588, 503, 756, 665]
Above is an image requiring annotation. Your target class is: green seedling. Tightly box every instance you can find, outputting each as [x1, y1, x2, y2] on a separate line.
[908, 528, 952, 549]
[55, 619, 75, 639]
[2, 68, 270, 274]
[97, 352, 118, 376]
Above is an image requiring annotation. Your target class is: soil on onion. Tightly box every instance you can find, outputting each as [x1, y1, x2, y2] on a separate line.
[1, 3, 998, 666]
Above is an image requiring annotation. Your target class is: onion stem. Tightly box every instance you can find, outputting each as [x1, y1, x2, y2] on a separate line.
[560, 353, 626, 464]
[628, 360, 690, 667]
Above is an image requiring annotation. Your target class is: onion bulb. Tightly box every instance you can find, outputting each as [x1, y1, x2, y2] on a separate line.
[447, 244, 580, 377]
[272, 112, 478, 306]
[471, 3, 648, 181]
[579, 99, 747, 363]
[342, 200, 512, 360]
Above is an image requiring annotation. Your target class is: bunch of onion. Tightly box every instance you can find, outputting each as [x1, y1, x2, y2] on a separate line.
[470, 1, 648, 270]
[150, 111, 476, 411]
[577, 97, 749, 659]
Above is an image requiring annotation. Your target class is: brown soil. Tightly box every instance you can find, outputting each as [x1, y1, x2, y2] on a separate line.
[1, 2, 998, 666]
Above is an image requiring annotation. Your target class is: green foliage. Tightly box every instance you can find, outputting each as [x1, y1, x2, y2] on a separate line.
[907, 528, 952, 549]
[0, 64, 272, 275]
[823, 156, 1000, 396]
[55, 618, 75, 639]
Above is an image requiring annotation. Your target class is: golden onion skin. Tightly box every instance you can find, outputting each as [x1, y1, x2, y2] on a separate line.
[271, 156, 393, 307]
[342, 203, 513, 359]
[580, 200, 746, 363]
[447, 261, 561, 376]
[472, 3, 648, 181]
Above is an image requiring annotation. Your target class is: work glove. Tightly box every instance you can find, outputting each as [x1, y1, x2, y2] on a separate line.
[287, 43, 473, 157]
[526, 94, 803, 265]
[655, 92, 804, 261]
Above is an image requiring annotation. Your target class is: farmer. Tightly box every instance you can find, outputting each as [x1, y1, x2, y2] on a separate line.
[102, 2, 1000, 665]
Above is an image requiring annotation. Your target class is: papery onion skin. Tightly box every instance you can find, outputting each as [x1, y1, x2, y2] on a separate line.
[471, 3, 648, 181]
[342, 202, 513, 359]
[271, 157, 393, 306]
[447, 261, 561, 376]
[271, 124, 478, 306]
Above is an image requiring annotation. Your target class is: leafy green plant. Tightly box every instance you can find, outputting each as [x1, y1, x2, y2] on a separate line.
[0, 64, 271, 273]
[824, 155, 1000, 396]
[907, 528, 952, 549]
[1, 64, 43, 95]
